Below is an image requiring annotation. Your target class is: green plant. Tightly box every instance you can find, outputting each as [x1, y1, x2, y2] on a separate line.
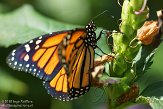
[92, 0, 163, 109]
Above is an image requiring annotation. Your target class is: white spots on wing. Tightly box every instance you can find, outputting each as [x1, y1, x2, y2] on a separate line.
[11, 57, 14, 61]
[14, 61, 17, 65]
[29, 68, 32, 71]
[24, 54, 29, 61]
[36, 40, 42, 45]
[29, 40, 33, 43]
[63, 38, 67, 46]
[67, 35, 70, 39]
[80, 92, 83, 95]
[10, 49, 16, 62]
[33, 71, 36, 75]
[26, 64, 30, 68]
[49, 32, 53, 34]
[36, 72, 39, 76]
[12, 52, 15, 56]
[25, 69, 28, 72]
[24, 44, 30, 52]
[35, 45, 39, 50]
[39, 36, 42, 39]
[13, 49, 16, 53]
[62, 58, 66, 63]
[8, 59, 10, 61]
[19, 64, 22, 67]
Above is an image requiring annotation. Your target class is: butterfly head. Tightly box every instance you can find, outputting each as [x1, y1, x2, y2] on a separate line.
[85, 21, 96, 32]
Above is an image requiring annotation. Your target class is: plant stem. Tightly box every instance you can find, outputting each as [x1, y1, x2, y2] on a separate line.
[107, 0, 149, 108]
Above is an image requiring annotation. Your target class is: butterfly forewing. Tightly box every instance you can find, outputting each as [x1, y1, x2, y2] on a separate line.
[7, 31, 69, 80]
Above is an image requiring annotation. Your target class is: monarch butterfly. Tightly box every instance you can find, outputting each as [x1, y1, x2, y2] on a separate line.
[6, 21, 106, 101]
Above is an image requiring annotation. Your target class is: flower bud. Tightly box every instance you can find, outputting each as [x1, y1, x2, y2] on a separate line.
[137, 21, 159, 45]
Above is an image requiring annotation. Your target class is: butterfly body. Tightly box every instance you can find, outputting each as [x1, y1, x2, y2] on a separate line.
[7, 21, 98, 101]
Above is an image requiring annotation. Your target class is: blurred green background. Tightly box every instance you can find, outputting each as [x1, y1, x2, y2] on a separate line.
[0, 0, 163, 109]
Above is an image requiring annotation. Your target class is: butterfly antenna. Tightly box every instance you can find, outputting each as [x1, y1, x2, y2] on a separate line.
[90, 10, 114, 22]
[118, 0, 123, 7]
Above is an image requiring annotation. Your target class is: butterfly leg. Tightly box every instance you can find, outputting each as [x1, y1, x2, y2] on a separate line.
[96, 29, 115, 41]
[96, 30, 105, 41]
[95, 30, 110, 55]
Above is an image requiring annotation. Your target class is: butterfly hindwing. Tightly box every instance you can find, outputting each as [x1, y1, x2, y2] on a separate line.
[44, 29, 95, 100]
[68, 45, 95, 99]
[44, 67, 70, 101]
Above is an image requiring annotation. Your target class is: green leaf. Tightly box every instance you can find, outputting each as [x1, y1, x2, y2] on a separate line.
[0, 4, 76, 47]
[134, 45, 155, 78]
[136, 96, 163, 109]
[115, 102, 151, 109]
[141, 81, 163, 97]
[149, 97, 163, 109]
[0, 4, 110, 55]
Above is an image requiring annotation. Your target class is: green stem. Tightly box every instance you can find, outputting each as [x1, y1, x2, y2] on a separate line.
[107, 0, 149, 108]
[111, 0, 148, 77]
[107, 86, 115, 109]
